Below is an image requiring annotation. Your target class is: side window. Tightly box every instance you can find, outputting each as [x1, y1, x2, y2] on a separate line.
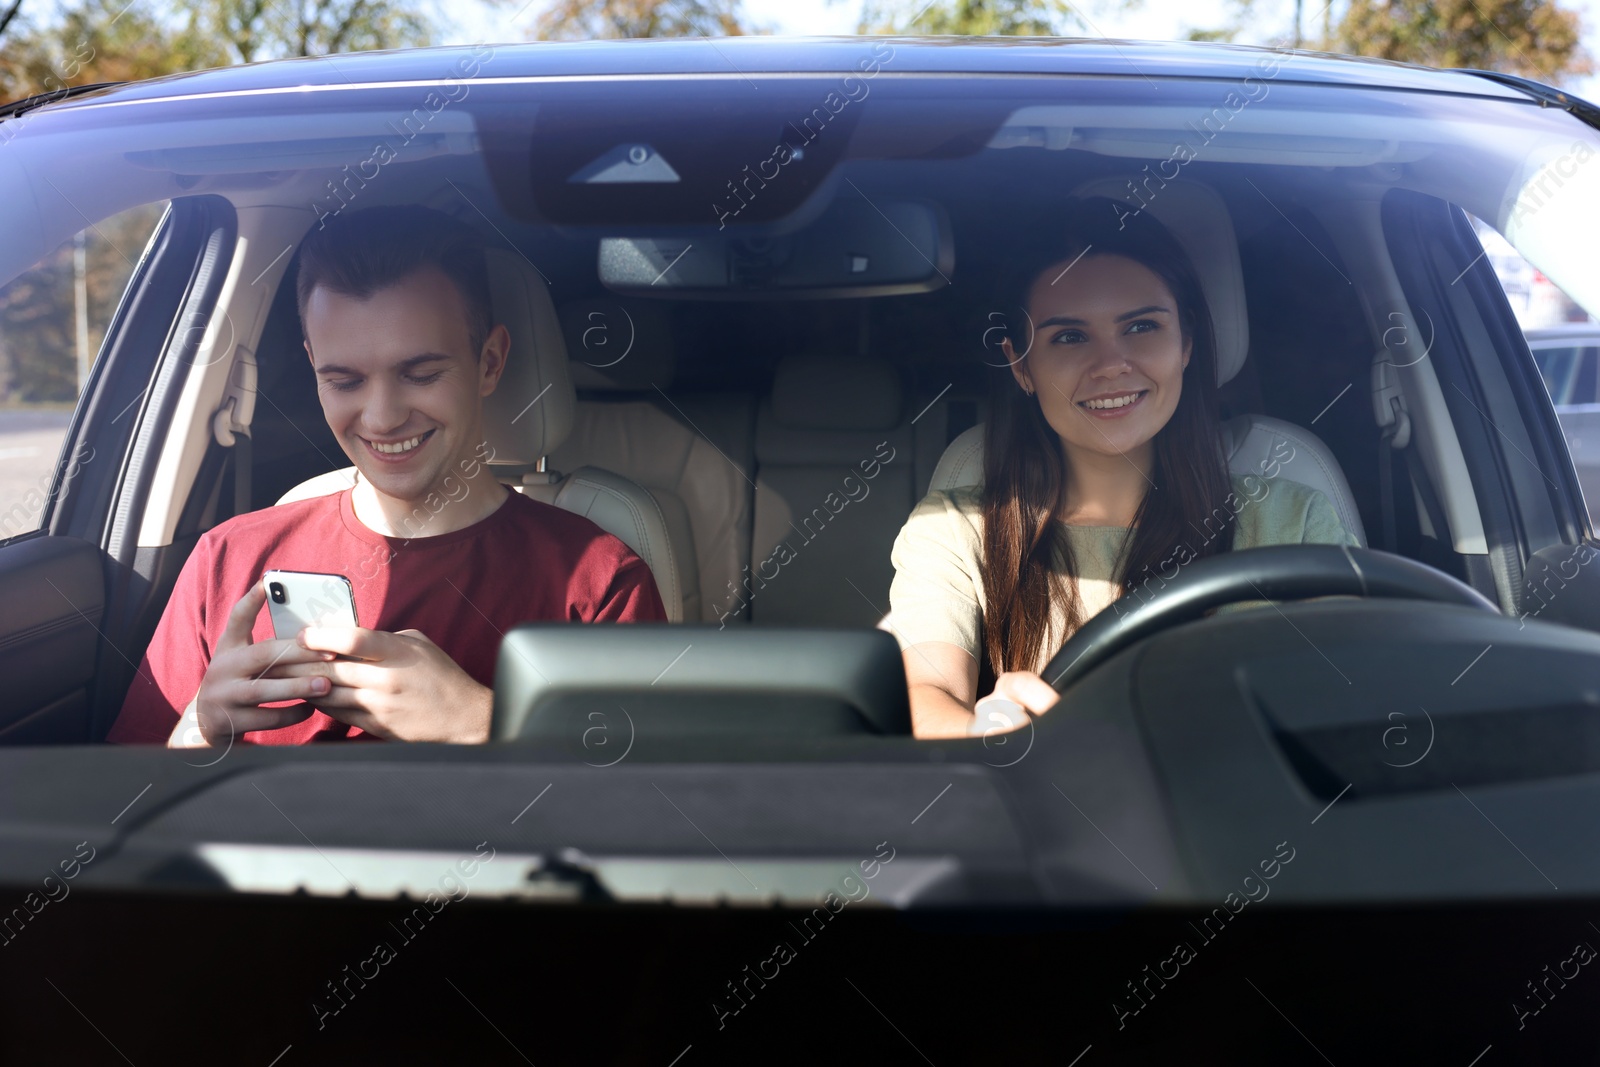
[1533, 346, 1581, 405]
[0, 202, 167, 540]
[1575, 347, 1598, 406]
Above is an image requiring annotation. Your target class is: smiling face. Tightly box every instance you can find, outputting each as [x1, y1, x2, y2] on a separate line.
[304, 265, 507, 509]
[1001, 252, 1192, 475]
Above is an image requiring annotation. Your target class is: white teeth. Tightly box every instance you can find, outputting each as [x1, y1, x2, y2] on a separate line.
[371, 434, 424, 454]
[1082, 392, 1144, 410]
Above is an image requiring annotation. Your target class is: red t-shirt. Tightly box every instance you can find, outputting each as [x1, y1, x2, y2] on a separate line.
[108, 488, 667, 744]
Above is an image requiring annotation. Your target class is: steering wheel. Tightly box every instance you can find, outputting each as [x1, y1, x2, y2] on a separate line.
[1039, 544, 1500, 694]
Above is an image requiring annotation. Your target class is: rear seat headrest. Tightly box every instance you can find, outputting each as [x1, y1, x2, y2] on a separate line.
[559, 299, 677, 391]
[482, 247, 575, 465]
[771, 353, 902, 431]
[1069, 178, 1249, 387]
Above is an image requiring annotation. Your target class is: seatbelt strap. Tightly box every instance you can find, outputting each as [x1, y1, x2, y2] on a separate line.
[231, 429, 252, 516]
[1372, 348, 1413, 554]
[1403, 444, 1450, 544]
[1378, 426, 1398, 552]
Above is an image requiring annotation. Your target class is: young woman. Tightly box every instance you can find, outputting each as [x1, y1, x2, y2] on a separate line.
[884, 197, 1359, 739]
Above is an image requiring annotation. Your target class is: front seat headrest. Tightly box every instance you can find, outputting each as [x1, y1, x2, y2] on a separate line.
[1069, 178, 1249, 387]
[481, 247, 575, 465]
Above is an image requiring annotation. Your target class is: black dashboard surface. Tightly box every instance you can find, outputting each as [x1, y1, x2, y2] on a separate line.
[0, 602, 1595, 907]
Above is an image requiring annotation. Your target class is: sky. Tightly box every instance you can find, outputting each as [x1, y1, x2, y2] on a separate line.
[446, 0, 1600, 98]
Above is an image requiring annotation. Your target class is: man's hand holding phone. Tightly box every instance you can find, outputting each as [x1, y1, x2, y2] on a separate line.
[171, 570, 491, 746]
[268, 626, 493, 744]
[168, 584, 335, 748]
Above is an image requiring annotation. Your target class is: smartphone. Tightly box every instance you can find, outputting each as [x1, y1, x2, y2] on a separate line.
[262, 570, 358, 639]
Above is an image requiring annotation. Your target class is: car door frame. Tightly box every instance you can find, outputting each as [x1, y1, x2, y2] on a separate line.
[0, 194, 238, 743]
[1382, 191, 1594, 621]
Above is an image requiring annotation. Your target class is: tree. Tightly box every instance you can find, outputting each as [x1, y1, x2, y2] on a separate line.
[0, 0, 223, 104]
[0, 204, 166, 404]
[0, 0, 22, 47]
[1, 0, 437, 103]
[1336, 0, 1591, 83]
[533, 0, 760, 38]
[1186, 0, 1590, 84]
[189, 0, 433, 64]
[849, 0, 1078, 34]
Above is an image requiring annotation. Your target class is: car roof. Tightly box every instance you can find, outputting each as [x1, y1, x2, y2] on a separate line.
[30, 37, 1533, 116]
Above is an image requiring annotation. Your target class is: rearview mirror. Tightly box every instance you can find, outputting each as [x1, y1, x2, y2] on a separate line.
[598, 197, 950, 299]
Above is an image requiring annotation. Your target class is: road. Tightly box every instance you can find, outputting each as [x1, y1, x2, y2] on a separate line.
[0, 410, 75, 536]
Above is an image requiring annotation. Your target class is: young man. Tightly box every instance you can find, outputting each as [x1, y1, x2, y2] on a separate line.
[108, 206, 666, 746]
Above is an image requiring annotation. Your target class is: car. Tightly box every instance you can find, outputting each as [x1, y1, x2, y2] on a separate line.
[1, 35, 1599, 1063]
[1527, 323, 1600, 518]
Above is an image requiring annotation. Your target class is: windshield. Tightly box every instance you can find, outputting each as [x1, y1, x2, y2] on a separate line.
[4, 67, 1591, 281]
[3, 53, 1598, 916]
[15, 50, 1600, 1067]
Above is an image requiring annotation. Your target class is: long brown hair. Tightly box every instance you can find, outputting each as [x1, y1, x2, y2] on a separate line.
[979, 197, 1235, 676]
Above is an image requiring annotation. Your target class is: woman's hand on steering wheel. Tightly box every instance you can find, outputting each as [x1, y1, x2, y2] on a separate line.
[969, 671, 1061, 737]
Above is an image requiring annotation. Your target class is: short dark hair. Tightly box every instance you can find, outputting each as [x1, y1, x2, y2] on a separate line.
[295, 205, 493, 356]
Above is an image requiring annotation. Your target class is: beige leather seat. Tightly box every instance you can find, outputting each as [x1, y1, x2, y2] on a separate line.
[928, 178, 1368, 546]
[276, 248, 688, 620]
[745, 353, 939, 628]
[544, 343, 954, 629]
[547, 298, 757, 624]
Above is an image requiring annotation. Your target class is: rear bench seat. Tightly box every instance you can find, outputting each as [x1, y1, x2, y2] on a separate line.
[745, 353, 959, 628]
[550, 302, 969, 628]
